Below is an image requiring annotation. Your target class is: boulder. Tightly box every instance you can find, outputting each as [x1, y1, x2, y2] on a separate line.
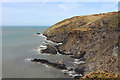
[41, 45, 57, 54]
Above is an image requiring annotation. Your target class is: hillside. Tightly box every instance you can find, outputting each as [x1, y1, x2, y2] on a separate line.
[43, 12, 120, 77]
[43, 12, 117, 42]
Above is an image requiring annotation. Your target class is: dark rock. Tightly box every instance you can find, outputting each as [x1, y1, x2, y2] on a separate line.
[68, 68, 74, 71]
[71, 55, 81, 59]
[41, 45, 57, 54]
[74, 76, 81, 79]
[31, 58, 67, 70]
[102, 36, 105, 38]
[79, 57, 86, 61]
[52, 63, 67, 70]
[74, 66, 85, 75]
[36, 33, 41, 35]
[31, 58, 49, 64]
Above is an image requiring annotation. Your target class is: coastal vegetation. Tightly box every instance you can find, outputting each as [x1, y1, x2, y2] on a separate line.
[82, 71, 120, 80]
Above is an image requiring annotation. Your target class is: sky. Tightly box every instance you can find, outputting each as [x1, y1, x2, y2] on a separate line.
[2, 2, 118, 26]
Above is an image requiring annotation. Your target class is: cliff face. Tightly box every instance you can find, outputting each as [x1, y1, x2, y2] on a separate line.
[43, 13, 106, 43]
[43, 12, 120, 75]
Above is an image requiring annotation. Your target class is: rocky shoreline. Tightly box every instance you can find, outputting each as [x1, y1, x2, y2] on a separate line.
[33, 33, 86, 79]
[31, 57, 84, 79]
[33, 12, 120, 79]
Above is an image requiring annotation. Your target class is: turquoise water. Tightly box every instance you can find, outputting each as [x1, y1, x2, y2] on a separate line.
[2, 26, 74, 78]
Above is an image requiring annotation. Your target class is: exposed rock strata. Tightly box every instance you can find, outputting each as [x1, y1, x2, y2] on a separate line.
[43, 12, 120, 76]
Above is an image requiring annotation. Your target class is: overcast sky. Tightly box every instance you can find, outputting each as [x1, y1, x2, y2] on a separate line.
[2, 2, 118, 26]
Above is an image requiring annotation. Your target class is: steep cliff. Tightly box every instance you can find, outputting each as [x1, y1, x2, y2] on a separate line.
[43, 13, 106, 43]
[43, 12, 120, 76]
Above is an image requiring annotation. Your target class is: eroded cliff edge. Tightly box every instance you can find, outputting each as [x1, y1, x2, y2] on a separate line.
[43, 12, 120, 76]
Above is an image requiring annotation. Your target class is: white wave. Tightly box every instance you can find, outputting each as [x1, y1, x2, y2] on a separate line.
[42, 64, 50, 68]
[40, 34, 47, 38]
[67, 70, 82, 77]
[57, 43, 62, 45]
[45, 38, 63, 45]
[34, 48, 41, 51]
[42, 41, 47, 44]
[67, 70, 75, 74]
[61, 67, 82, 78]
[61, 70, 69, 73]
[73, 61, 85, 64]
[40, 45, 47, 48]
[39, 53, 51, 55]
[74, 59, 80, 62]
[39, 45, 47, 50]
[35, 33, 63, 45]
[45, 39, 56, 44]
[24, 58, 33, 62]
[36, 33, 63, 46]
[56, 42, 63, 45]
[34, 45, 47, 53]
[67, 67, 75, 70]
[69, 73, 82, 77]
[73, 59, 85, 64]
[35, 33, 47, 39]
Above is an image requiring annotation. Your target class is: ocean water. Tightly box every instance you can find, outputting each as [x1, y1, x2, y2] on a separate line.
[2, 26, 74, 78]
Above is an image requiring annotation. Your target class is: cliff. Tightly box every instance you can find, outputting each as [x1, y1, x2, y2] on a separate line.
[43, 12, 120, 76]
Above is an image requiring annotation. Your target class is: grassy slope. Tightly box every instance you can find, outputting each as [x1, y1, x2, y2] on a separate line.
[43, 12, 118, 42]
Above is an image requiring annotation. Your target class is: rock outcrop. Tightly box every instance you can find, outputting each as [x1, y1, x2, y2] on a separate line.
[43, 12, 120, 76]
[31, 58, 67, 70]
[31, 58, 85, 78]
[41, 45, 57, 54]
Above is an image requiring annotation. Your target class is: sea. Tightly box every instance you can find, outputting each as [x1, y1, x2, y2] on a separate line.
[2, 26, 75, 78]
